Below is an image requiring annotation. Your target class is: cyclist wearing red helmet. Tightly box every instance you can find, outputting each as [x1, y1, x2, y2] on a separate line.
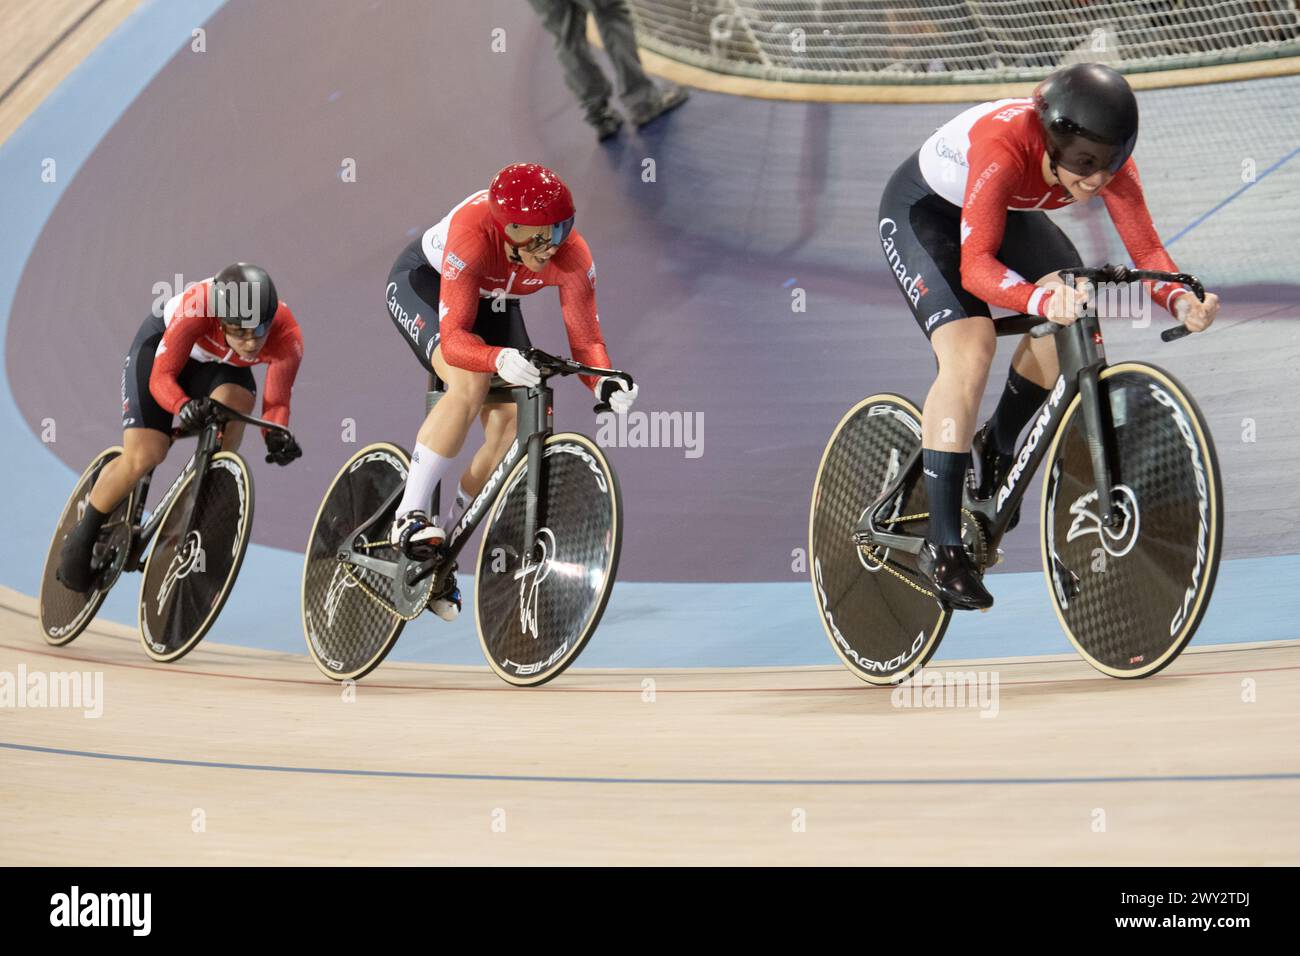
[383, 162, 636, 619]
[56, 265, 304, 592]
[875, 63, 1220, 610]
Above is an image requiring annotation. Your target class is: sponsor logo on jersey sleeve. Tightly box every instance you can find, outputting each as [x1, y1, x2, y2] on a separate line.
[443, 251, 467, 281]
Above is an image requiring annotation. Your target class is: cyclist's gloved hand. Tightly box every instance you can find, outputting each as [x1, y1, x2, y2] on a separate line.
[265, 430, 302, 466]
[596, 376, 638, 414]
[494, 348, 541, 387]
[177, 398, 213, 432]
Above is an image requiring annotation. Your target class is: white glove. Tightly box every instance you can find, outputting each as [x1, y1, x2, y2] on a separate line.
[494, 348, 541, 387]
[597, 376, 638, 414]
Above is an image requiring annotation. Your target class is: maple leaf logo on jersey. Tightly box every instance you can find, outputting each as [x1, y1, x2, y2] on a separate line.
[960, 218, 973, 245]
[443, 251, 467, 281]
[999, 268, 1024, 291]
[587, 263, 597, 289]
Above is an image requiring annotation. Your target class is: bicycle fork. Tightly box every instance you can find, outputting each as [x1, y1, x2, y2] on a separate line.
[518, 383, 552, 561]
[1075, 367, 1123, 529]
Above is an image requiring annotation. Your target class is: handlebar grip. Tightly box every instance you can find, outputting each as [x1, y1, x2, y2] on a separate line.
[593, 402, 613, 414]
[1030, 321, 1060, 338]
[1161, 325, 1192, 343]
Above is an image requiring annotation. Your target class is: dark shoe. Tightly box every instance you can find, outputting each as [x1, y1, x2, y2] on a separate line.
[588, 106, 623, 141]
[916, 539, 994, 610]
[629, 84, 689, 128]
[970, 422, 1020, 531]
[56, 534, 96, 593]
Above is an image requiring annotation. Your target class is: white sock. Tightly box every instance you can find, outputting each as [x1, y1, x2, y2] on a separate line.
[442, 483, 470, 527]
[397, 442, 452, 522]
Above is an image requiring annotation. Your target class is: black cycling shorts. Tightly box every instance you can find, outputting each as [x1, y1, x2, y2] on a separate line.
[385, 237, 531, 375]
[120, 314, 256, 432]
[877, 150, 1083, 338]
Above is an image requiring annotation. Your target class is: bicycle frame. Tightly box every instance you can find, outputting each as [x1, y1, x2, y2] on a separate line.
[117, 403, 290, 572]
[857, 266, 1204, 559]
[341, 351, 630, 595]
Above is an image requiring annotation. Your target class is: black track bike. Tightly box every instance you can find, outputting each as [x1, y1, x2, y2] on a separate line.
[40, 401, 293, 662]
[301, 348, 632, 686]
[810, 266, 1223, 684]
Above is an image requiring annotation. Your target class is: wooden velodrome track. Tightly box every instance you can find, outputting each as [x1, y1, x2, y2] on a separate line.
[4, 589, 1300, 865]
[3, 2, 1299, 866]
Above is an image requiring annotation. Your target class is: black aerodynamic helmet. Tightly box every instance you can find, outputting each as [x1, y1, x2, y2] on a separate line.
[1033, 63, 1139, 177]
[211, 262, 279, 336]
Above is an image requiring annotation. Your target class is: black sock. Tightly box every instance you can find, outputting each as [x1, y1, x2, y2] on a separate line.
[989, 367, 1051, 456]
[923, 448, 969, 546]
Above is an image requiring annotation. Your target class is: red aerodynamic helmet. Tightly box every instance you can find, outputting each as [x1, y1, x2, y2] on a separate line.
[487, 162, 576, 249]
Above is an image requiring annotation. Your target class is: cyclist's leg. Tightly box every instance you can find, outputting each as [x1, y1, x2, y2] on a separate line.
[984, 212, 1084, 455]
[465, 400, 517, 498]
[90, 316, 173, 514]
[61, 317, 172, 590]
[877, 152, 993, 607]
[925, 318, 997, 453]
[384, 243, 488, 530]
[392, 348, 489, 532]
[460, 299, 530, 505]
[879, 156, 989, 543]
[184, 362, 257, 451]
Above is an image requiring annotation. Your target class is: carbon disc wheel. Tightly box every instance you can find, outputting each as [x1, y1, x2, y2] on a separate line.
[301, 442, 411, 681]
[810, 395, 949, 685]
[1041, 363, 1223, 678]
[474, 433, 620, 686]
[39, 447, 135, 646]
[139, 451, 253, 662]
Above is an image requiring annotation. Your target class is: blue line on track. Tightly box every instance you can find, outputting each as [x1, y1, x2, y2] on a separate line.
[4, 741, 1298, 787]
[1165, 145, 1300, 248]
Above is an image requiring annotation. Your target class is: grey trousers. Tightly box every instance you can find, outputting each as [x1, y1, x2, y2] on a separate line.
[527, 0, 656, 116]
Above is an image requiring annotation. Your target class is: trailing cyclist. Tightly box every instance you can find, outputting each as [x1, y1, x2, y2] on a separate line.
[56, 263, 304, 593]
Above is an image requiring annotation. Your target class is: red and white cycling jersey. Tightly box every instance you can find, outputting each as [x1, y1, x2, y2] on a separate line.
[421, 190, 610, 390]
[918, 98, 1189, 318]
[151, 280, 304, 427]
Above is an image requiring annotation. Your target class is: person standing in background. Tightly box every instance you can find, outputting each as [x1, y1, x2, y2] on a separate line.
[527, 0, 689, 140]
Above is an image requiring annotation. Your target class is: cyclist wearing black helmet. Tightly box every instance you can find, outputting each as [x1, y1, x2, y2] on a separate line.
[875, 62, 1219, 610]
[56, 264, 304, 592]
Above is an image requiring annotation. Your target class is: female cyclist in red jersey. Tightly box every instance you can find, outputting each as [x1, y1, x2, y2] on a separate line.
[383, 162, 637, 621]
[876, 63, 1219, 609]
[56, 264, 304, 592]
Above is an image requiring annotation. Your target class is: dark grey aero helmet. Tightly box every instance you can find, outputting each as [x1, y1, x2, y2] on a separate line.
[1033, 63, 1139, 177]
[211, 262, 279, 336]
